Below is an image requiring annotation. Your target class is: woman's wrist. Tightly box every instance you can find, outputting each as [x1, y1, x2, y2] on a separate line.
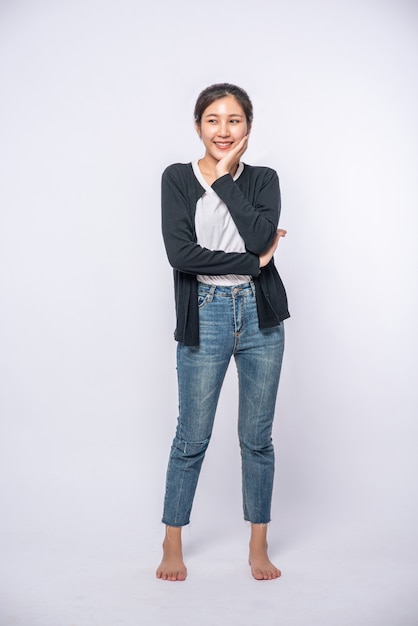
[214, 168, 230, 180]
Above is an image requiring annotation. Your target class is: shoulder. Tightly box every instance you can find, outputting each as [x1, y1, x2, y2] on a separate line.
[240, 164, 280, 192]
[162, 162, 205, 202]
[162, 162, 193, 181]
[242, 163, 278, 182]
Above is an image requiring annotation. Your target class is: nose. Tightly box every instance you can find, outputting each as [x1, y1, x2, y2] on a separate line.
[217, 121, 230, 137]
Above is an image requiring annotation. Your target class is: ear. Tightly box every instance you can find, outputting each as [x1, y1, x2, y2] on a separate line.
[195, 122, 202, 138]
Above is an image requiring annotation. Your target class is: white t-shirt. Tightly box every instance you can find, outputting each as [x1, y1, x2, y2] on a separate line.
[192, 160, 251, 286]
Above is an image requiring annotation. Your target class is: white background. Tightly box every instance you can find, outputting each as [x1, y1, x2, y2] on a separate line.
[1, 0, 417, 624]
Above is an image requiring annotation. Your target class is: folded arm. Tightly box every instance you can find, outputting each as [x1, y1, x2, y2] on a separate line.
[161, 165, 260, 276]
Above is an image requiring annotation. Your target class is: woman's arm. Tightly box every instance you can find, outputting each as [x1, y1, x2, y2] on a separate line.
[210, 135, 280, 254]
[211, 168, 280, 255]
[161, 165, 260, 276]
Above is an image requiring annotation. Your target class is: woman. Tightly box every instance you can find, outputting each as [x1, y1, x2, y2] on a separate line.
[156, 83, 289, 581]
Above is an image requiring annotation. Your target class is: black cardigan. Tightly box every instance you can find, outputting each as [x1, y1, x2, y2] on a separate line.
[161, 162, 290, 346]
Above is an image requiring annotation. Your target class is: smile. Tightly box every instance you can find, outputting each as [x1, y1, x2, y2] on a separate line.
[214, 142, 233, 149]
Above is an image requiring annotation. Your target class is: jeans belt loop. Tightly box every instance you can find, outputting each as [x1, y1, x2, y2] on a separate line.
[207, 284, 216, 302]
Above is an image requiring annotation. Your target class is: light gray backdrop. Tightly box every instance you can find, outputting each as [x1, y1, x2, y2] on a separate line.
[1, 0, 417, 624]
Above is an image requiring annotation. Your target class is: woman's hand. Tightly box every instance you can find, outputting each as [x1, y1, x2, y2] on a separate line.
[259, 229, 287, 268]
[214, 135, 249, 180]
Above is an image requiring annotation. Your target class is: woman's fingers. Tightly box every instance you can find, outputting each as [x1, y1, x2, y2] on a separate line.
[215, 135, 249, 178]
[259, 229, 287, 268]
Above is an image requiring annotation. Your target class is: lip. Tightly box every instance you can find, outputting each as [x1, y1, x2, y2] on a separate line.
[214, 142, 233, 149]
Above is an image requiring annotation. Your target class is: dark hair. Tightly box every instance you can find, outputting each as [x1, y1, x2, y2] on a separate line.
[194, 83, 253, 126]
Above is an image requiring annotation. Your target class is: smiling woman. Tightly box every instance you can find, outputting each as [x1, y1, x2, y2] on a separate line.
[194, 84, 253, 184]
[196, 96, 249, 184]
[156, 83, 290, 582]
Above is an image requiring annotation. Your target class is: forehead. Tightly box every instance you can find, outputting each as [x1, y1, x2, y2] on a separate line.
[203, 95, 245, 117]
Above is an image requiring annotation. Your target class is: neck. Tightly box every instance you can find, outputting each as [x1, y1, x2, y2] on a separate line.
[198, 155, 239, 179]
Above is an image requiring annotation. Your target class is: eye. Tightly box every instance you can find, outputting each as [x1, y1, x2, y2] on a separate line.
[207, 119, 217, 124]
[230, 119, 241, 124]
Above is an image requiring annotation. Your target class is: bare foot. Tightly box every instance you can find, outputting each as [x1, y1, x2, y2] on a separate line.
[249, 549, 281, 580]
[249, 524, 281, 581]
[156, 526, 187, 582]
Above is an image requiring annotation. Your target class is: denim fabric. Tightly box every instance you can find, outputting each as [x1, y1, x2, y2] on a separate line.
[162, 281, 285, 527]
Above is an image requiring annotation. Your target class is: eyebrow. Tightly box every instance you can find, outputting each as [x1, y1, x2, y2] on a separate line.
[204, 113, 244, 118]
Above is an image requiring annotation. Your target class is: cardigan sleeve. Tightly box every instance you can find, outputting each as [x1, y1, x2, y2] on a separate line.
[211, 167, 280, 254]
[161, 165, 260, 276]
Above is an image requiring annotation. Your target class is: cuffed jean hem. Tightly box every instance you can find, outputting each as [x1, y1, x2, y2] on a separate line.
[161, 519, 190, 527]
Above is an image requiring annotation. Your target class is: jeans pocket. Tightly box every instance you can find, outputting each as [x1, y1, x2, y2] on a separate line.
[198, 293, 210, 308]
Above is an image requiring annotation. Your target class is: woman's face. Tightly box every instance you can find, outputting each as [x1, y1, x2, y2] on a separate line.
[196, 95, 250, 163]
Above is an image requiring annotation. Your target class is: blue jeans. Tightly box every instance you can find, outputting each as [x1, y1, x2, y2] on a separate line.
[162, 281, 285, 526]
